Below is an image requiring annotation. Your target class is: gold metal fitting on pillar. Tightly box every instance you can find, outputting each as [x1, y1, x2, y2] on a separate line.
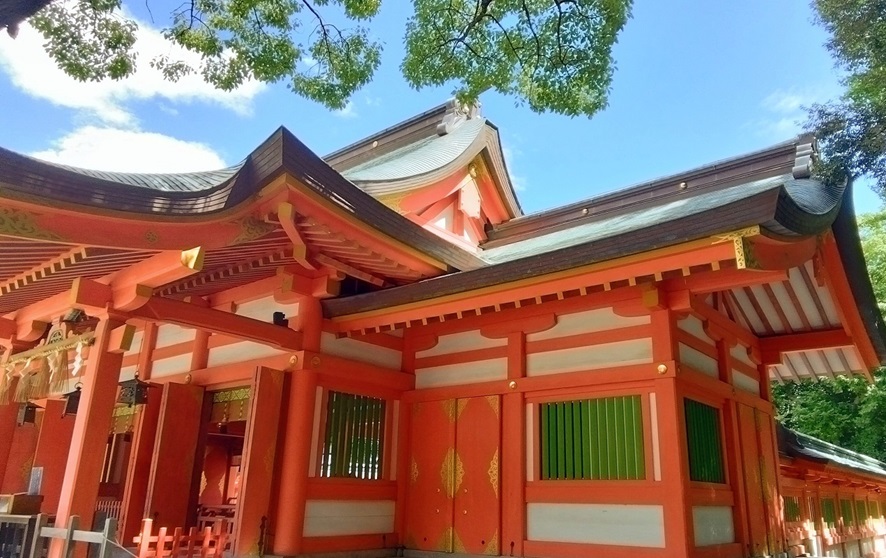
[508, 381, 517, 389]
[656, 364, 668, 375]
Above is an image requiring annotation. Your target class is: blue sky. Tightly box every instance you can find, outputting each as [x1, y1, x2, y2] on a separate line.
[0, 0, 880, 216]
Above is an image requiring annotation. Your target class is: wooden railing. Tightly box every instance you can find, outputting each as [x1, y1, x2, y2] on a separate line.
[0, 514, 42, 558]
[134, 519, 227, 558]
[0, 514, 116, 558]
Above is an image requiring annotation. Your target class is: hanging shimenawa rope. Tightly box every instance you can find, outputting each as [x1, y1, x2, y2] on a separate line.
[0, 332, 94, 405]
[0, 365, 14, 405]
[50, 348, 70, 394]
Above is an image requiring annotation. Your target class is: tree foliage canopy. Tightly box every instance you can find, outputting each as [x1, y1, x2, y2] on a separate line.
[806, 0, 886, 194]
[24, 0, 632, 116]
[782, 1, 886, 461]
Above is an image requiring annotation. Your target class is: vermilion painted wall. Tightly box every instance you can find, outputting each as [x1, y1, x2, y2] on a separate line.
[1, 413, 41, 494]
[32, 400, 76, 513]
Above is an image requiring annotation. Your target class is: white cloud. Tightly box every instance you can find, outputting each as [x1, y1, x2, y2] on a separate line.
[333, 100, 357, 119]
[751, 87, 840, 140]
[0, 20, 265, 126]
[31, 126, 227, 172]
[762, 90, 813, 114]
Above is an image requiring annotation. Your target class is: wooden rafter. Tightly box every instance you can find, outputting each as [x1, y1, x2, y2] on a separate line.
[313, 253, 385, 287]
[277, 202, 317, 271]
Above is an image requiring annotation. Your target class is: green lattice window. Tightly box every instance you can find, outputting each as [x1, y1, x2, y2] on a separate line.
[320, 391, 386, 480]
[841, 499, 855, 527]
[539, 395, 645, 480]
[871, 501, 881, 518]
[856, 500, 868, 523]
[684, 399, 725, 483]
[822, 499, 837, 528]
[784, 496, 802, 522]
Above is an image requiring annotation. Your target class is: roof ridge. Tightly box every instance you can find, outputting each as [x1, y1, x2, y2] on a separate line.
[324, 99, 480, 171]
[485, 135, 805, 246]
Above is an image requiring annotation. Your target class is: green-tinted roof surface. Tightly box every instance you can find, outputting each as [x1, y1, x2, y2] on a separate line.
[481, 175, 845, 264]
[342, 118, 486, 183]
[779, 424, 886, 479]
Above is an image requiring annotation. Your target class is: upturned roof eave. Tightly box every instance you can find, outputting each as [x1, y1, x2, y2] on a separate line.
[321, 174, 848, 319]
[345, 125, 522, 219]
[0, 126, 486, 272]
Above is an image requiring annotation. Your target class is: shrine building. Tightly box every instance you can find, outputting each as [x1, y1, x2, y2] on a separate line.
[0, 100, 885, 558]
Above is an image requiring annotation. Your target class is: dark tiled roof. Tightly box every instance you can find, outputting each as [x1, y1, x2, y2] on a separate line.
[43, 159, 242, 192]
[778, 423, 886, 479]
[0, 127, 484, 272]
[323, 174, 843, 317]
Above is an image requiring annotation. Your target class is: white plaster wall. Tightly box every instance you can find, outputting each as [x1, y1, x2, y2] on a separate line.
[155, 324, 195, 348]
[150, 353, 192, 377]
[729, 343, 756, 368]
[679, 343, 718, 378]
[415, 358, 507, 388]
[417, 330, 505, 358]
[527, 338, 652, 376]
[527, 307, 650, 342]
[119, 365, 137, 382]
[302, 500, 395, 537]
[433, 204, 455, 232]
[678, 315, 715, 346]
[320, 332, 402, 370]
[206, 341, 285, 368]
[527, 503, 665, 547]
[733, 371, 760, 395]
[692, 506, 735, 546]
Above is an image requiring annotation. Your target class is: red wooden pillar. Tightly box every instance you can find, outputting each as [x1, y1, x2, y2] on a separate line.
[502, 330, 525, 556]
[394, 399, 412, 539]
[272, 368, 317, 555]
[32, 399, 75, 513]
[296, 297, 322, 352]
[54, 315, 132, 537]
[651, 307, 694, 556]
[118, 387, 162, 542]
[270, 294, 323, 555]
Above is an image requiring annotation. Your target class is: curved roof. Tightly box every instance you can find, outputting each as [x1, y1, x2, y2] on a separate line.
[0, 127, 485, 272]
[326, 100, 522, 218]
[0, 140, 250, 214]
[324, 172, 848, 317]
[481, 175, 844, 265]
[342, 118, 486, 184]
[779, 424, 886, 479]
[42, 158, 243, 193]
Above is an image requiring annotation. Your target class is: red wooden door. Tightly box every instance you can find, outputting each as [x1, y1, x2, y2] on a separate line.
[234, 367, 285, 557]
[144, 382, 205, 529]
[406, 399, 456, 551]
[454, 395, 500, 555]
[405, 396, 501, 554]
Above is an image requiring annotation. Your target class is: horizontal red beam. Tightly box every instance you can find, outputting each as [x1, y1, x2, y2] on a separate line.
[760, 328, 854, 365]
[131, 297, 302, 351]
